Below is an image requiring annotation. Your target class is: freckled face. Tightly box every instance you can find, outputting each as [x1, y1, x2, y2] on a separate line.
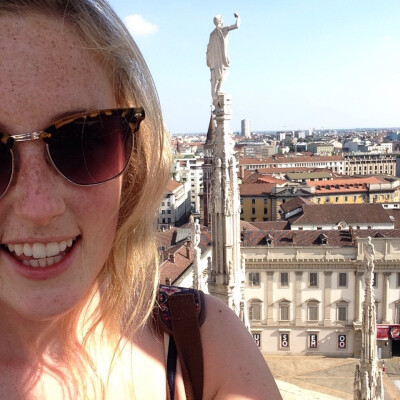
[0, 13, 121, 320]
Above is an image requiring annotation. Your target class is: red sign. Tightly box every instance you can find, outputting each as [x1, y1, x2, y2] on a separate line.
[390, 326, 400, 340]
[377, 325, 389, 340]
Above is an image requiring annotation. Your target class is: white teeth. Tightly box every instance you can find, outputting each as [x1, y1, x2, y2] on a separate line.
[4, 238, 76, 266]
[32, 243, 46, 259]
[23, 243, 33, 257]
[22, 257, 59, 268]
[38, 259, 47, 267]
[46, 243, 60, 257]
[14, 244, 23, 256]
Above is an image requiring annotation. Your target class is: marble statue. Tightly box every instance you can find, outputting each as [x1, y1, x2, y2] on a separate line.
[206, 13, 240, 103]
[364, 236, 375, 270]
[192, 218, 201, 249]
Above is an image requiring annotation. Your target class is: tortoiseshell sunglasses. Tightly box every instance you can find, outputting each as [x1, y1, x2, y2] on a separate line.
[0, 107, 145, 198]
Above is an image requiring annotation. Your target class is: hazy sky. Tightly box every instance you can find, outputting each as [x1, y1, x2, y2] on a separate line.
[108, 0, 400, 133]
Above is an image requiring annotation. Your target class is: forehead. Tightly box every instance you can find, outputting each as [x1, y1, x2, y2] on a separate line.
[0, 12, 115, 132]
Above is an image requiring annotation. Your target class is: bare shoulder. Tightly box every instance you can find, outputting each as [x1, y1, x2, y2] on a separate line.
[201, 294, 282, 400]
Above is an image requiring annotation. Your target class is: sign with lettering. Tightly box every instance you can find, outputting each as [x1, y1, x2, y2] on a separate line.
[253, 333, 261, 347]
[280, 333, 289, 349]
[309, 333, 318, 348]
[338, 334, 347, 349]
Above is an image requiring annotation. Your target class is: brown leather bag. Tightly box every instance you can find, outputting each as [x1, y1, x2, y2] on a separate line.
[153, 286, 206, 400]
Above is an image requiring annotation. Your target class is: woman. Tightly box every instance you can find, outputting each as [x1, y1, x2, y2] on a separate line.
[0, 0, 281, 399]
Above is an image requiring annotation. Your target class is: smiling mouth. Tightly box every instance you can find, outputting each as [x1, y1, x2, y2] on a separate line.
[1, 237, 78, 268]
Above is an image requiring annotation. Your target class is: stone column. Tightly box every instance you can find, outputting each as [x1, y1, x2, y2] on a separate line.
[382, 272, 391, 323]
[295, 271, 303, 326]
[266, 271, 274, 325]
[354, 271, 364, 323]
[323, 271, 332, 326]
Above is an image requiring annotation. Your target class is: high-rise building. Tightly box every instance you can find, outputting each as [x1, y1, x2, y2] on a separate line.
[241, 119, 251, 138]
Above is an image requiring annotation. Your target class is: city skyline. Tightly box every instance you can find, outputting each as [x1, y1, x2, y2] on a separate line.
[109, 0, 400, 134]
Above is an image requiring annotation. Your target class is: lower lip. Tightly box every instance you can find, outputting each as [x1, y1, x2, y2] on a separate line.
[1, 239, 79, 281]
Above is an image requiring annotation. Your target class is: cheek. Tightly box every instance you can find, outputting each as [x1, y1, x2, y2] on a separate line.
[75, 181, 121, 242]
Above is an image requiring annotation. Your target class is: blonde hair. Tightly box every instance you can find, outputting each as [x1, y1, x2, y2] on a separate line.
[0, 0, 171, 397]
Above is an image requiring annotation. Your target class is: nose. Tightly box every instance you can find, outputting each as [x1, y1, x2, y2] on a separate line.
[11, 141, 66, 226]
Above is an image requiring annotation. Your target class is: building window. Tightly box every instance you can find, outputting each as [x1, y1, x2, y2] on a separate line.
[337, 303, 348, 322]
[251, 198, 256, 205]
[338, 273, 347, 288]
[249, 300, 262, 321]
[251, 208, 256, 214]
[309, 272, 318, 287]
[264, 198, 267, 204]
[373, 272, 377, 287]
[264, 207, 268, 214]
[249, 272, 260, 287]
[307, 301, 319, 321]
[397, 272, 400, 287]
[279, 302, 290, 321]
[280, 272, 289, 287]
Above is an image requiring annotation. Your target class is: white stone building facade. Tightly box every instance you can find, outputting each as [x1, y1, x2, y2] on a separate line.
[243, 236, 400, 357]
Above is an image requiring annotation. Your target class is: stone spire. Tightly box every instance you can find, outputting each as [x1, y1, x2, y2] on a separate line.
[354, 237, 384, 400]
[201, 113, 215, 226]
[205, 13, 245, 321]
[207, 94, 243, 316]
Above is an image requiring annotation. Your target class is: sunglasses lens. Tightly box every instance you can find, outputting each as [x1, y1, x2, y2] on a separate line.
[48, 113, 133, 185]
[0, 143, 13, 197]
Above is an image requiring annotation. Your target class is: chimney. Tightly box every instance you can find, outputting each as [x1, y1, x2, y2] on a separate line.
[292, 232, 297, 246]
[185, 241, 192, 259]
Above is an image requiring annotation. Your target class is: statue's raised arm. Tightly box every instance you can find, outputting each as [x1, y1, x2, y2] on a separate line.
[206, 13, 240, 104]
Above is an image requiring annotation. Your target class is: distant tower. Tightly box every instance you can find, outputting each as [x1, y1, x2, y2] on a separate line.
[201, 114, 215, 226]
[241, 119, 251, 138]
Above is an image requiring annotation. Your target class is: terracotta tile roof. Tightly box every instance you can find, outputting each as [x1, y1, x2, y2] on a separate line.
[257, 167, 319, 174]
[165, 179, 182, 192]
[293, 203, 393, 225]
[249, 221, 289, 230]
[240, 182, 275, 196]
[157, 227, 178, 248]
[159, 244, 193, 284]
[257, 175, 288, 184]
[242, 229, 400, 248]
[280, 196, 314, 213]
[383, 209, 400, 229]
[240, 220, 260, 231]
[306, 176, 385, 187]
[238, 154, 343, 166]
